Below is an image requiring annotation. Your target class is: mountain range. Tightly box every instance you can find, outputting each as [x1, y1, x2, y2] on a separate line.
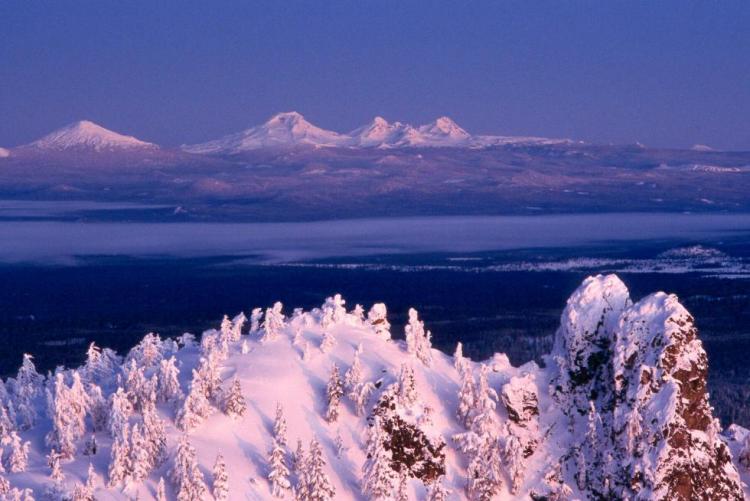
[1, 113, 749, 221]
[0, 112, 571, 155]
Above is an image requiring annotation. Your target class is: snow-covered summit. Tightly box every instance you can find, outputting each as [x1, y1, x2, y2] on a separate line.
[183, 112, 351, 154]
[183, 112, 572, 153]
[0, 275, 745, 500]
[27, 121, 157, 152]
[0, 147, 9, 158]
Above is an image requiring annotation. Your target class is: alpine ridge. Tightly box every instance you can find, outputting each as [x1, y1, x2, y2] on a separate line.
[23, 120, 157, 152]
[0, 274, 747, 499]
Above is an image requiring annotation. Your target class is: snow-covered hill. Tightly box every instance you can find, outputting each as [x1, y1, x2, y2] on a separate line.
[0, 148, 9, 159]
[182, 112, 570, 153]
[0, 275, 748, 500]
[23, 121, 157, 152]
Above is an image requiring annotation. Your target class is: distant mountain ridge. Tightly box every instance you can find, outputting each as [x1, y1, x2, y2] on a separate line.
[23, 120, 157, 152]
[184, 111, 573, 153]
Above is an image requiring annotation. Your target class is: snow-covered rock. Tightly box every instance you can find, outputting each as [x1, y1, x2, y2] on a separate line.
[0, 274, 746, 500]
[26, 120, 157, 152]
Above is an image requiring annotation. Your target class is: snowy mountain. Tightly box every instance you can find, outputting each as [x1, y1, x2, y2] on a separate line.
[0, 274, 747, 500]
[0, 147, 9, 158]
[183, 112, 351, 154]
[24, 121, 157, 152]
[183, 112, 570, 153]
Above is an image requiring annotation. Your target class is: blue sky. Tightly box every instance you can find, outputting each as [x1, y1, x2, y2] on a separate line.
[1, 0, 748, 149]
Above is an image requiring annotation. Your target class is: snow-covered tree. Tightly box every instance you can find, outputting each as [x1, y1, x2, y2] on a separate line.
[7, 431, 30, 472]
[367, 303, 391, 340]
[456, 369, 476, 426]
[156, 477, 167, 501]
[108, 387, 132, 438]
[143, 400, 168, 468]
[361, 416, 396, 499]
[231, 312, 247, 342]
[504, 432, 524, 494]
[404, 308, 433, 366]
[156, 356, 183, 404]
[321, 294, 346, 328]
[250, 307, 263, 334]
[302, 437, 335, 501]
[107, 422, 131, 487]
[47, 449, 64, 483]
[343, 348, 363, 393]
[351, 381, 376, 417]
[13, 354, 42, 430]
[334, 430, 346, 458]
[261, 302, 285, 343]
[320, 331, 336, 353]
[273, 402, 287, 446]
[129, 423, 152, 484]
[396, 363, 418, 408]
[292, 438, 305, 474]
[325, 364, 344, 423]
[224, 378, 247, 420]
[302, 341, 313, 362]
[170, 435, 208, 501]
[739, 433, 750, 469]
[87, 384, 108, 432]
[395, 469, 409, 501]
[268, 438, 291, 497]
[212, 453, 229, 501]
[127, 332, 163, 368]
[45, 373, 77, 459]
[453, 342, 469, 376]
[176, 377, 211, 432]
[83, 434, 97, 456]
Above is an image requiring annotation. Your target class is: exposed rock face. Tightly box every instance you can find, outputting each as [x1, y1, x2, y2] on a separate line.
[502, 373, 540, 457]
[552, 275, 744, 500]
[612, 292, 744, 500]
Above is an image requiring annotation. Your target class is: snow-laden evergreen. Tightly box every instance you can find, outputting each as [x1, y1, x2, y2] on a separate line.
[0, 277, 747, 499]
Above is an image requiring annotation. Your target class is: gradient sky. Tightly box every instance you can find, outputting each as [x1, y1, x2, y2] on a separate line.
[1, 1, 748, 150]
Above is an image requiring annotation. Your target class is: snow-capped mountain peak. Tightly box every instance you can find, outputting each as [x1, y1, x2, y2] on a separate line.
[0, 147, 9, 158]
[183, 111, 350, 154]
[28, 120, 156, 152]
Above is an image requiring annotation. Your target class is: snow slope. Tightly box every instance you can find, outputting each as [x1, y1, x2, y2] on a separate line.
[26, 121, 156, 152]
[0, 275, 747, 500]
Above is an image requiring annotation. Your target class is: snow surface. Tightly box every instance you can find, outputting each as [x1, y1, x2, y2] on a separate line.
[182, 112, 570, 153]
[27, 121, 156, 152]
[1, 277, 747, 499]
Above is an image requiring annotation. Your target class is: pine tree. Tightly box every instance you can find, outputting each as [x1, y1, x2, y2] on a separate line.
[739, 433, 750, 469]
[351, 381, 376, 417]
[352, 304, 365, 324]
[250, 307, 264, 334]
[83, 434, 97, 456]
[224, 378, 247, 420]
[304, 437, 335, 501]
[453, 342, 468, 375]
[320, 331, 336, 353]
[404, 308, 433, 366]
[170, 435, 208, 501]
[47, 449, 65, 483]
[241, 340, 250, 354]
[343, 349, 363, 393]
[176, 377, 211, 432]
[109, 387, 133, 438]
[334, 430, 346, 458]
[261, 302, 285, 343]
[367, 303, 391, 340]
[143, 398, 168, 467]
[504, 432, 525, 494]
[108, 422, 131, 487]
[13, 354, 42, 430]
[156, 477, 167, 501]
[156, 356, 183, 403]
[397, 363, 418, 408]
[292, 438, 305, 472]
[273, 402, 287, 446]
[325, 365, 344, 423]
[231, 311, 247, 342]
[395, 469, 409, 501]
[85, 462, 96, 493]
[129, 423, 153, 483]
[212, 453, 230, 501]
[268, 438, 291, 497]
[45, 373, 76, 459]
[362, 416, 395, 499]
[87, 384, 108, 432]
[7, 431, 30, 472]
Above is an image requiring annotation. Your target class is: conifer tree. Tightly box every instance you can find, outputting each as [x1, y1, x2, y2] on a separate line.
[273, 402, 287, 446]
[212, 453, 230, 501]
[176, 377, 211, 432]
[739, 433, 750, 469]
[292, 438, 305, 473]
[156, 477, 167, 501]
[304, 437, 335, 501]
[320, 331, 336, 353]
[47, 449, 64, 484]
[143, 401, 168, 467]
[325, 365, 344, 423]
[395, 469, 409, 501]
[170, 435, 207, 501]
[224, 378, 247, 420]
[397, 363, 418, 408]
[108, 422, 131, 487]
[109, 387, 133, 438]
[13, 354, 42, 430]
[129, 423, 152, 484]
[87, 384, 108, 432]
[351, 381, 376, 417]
[405, 308, 433, 366]
[156, 356, 183, 404]
[268, 438, 291, 497]
[250, 307, 263, 334]
[261, 302, 285, 343]
[504, 432, 525, 494]
[362, 416, 395, 499]
[231, 311, 247, 342]
[7, 431, 30, 472]
[343, 349, 363, 393]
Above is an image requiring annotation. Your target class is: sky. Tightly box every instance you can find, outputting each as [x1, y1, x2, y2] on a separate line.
[1, 1, 748, 150]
